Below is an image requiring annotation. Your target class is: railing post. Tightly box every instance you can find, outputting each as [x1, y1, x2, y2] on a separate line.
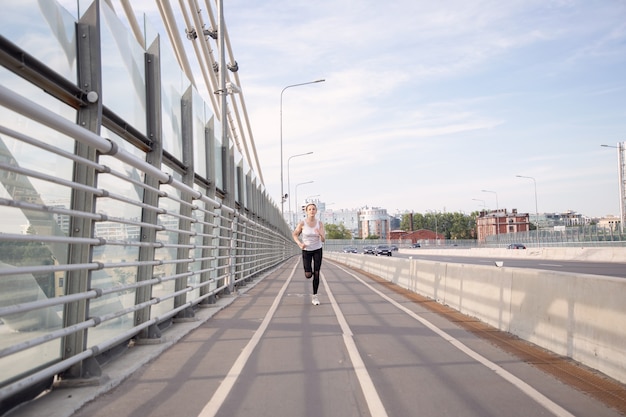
[59, 10, 103, 383]
[134, 38, 164, 342]
[173, 87, 196, 321]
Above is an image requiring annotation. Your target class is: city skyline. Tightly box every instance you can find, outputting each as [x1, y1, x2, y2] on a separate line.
[292, 200, 619, 226]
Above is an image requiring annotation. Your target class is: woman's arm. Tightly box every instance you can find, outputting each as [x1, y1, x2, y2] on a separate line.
[318, 222, 325, 242]
[292, 222, 305, 248]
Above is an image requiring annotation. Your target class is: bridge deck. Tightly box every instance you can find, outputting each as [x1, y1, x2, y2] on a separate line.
[11, 258, 623, 417]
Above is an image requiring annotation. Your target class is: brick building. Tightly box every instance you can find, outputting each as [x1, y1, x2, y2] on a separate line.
[476, 209, 530, 243]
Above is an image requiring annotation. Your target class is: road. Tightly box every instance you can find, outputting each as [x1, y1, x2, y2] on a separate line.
[389, 252, 626, 278]
[34, 258, 621, 417]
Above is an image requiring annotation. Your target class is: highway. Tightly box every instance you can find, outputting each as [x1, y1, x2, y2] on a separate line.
[390, 251, 626, 278]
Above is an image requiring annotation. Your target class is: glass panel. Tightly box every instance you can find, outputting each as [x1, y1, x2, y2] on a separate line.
[100, 1, 147, 134]
[242, 158, 251, 208]
[234, 149, 243, 204]
[0, 0, 77, 83]
[159, 36, 186, 161]
[214, 119, 223, 191]
[87, 129, 145, 347]
[0, 69, 76, 384]
[192, 89, 209, 180]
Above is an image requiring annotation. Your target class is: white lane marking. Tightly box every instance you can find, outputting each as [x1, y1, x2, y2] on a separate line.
[321, 272, 389, 417]
[539, 263, 563, 267]
[197, 261, 299, 417]
[330, 262, 576, 417]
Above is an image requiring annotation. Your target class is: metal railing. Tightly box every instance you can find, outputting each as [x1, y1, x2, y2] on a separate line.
[0, 2, 297, 411]
[0, 83, 296, 408]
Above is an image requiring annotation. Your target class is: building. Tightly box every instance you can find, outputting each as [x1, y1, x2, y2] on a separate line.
[314, 203, 391, 240]
[320, 208, 360, 237]
[476, 209, 530, 243]
[359, 207, 390, 239]
[597, 215, 621, 231]
[539, 211, 591, 228]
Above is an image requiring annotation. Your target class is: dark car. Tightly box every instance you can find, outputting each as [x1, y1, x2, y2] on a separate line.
[410, 243, 421, 248]
[390, 245, 398, 251]
[342, 246, 358, 253]
[374, 245, 392, 256]
[507, 243, 526, 249]
[363, 245, 376, 254]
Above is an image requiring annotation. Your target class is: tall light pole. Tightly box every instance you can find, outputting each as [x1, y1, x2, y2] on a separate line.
[287, 151, 313, 227]
[601, 143, 625, 233]
[482, 189, 500, 245]
[280, 79, 325, 219]
[516, 175, 539, 247]
[295, 181, 314, 223]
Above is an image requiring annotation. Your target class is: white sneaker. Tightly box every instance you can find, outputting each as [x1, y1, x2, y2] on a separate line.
[312, 295, 320, 306]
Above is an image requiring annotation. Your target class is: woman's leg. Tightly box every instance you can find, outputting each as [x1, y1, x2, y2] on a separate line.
[312, 271, 320, 294]
[302, 250, 313, 279]
[311, 248, 323, 294]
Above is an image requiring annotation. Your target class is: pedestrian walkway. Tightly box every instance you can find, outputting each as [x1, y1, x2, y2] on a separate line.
[9, 258, 624, 417]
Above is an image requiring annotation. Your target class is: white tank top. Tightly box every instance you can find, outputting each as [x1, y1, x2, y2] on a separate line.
[301, 220, 323, 251]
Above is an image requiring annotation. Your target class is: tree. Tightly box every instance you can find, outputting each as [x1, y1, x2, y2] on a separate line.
[325, 223, 352, 239]
[400, 211, 478, 240]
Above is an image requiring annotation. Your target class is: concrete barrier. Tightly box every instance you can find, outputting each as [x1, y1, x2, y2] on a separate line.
[399, 246, 626, 262]
[326, 252, 626, 385]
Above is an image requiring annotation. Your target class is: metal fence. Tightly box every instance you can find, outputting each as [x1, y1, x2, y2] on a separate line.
[0, 2, 295, 412]
[325, 228, 626, 253]
[484, 226, 626, 248]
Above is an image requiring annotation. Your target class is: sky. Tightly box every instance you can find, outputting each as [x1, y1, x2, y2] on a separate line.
[222, 0, 626, 218]
[65, 0, 626, 218]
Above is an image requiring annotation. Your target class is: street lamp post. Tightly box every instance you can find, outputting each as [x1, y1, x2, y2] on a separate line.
[482, 189, 500, 245]
[280, 79, 325, 219]
[287, 151, 313, 227]
[516, 175, 539, 247]
[295, 181, 314, 223]
[472, 198, 486, 209]
[601, 143, 625, 234]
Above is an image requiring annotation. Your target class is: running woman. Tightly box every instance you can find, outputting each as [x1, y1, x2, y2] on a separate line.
[292, 203, 325, 305]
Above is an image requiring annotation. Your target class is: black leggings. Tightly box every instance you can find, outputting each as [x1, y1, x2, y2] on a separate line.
[302, 248, 323, 294]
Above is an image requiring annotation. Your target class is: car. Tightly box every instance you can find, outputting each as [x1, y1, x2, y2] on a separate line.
[363, 245, 376, 254]
[390, 245, 398, 251]
[374, 245, 392, 256]
[342, 246, 358, 253]
[507, 243, 526, 249]
[410, 243, 421, 248]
